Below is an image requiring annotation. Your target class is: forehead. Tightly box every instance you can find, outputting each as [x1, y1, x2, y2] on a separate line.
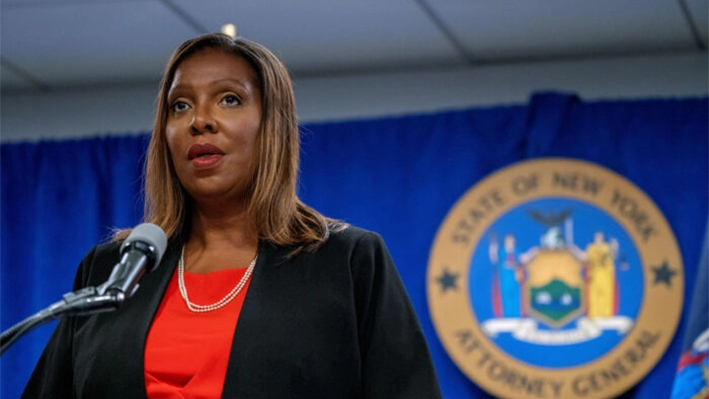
[171, 49, 258, 87]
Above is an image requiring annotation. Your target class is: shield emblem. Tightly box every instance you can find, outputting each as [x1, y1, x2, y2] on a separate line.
[524, 249, 585, 328]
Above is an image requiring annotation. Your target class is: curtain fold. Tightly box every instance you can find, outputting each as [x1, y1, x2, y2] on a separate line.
[2, 93, 707, 399]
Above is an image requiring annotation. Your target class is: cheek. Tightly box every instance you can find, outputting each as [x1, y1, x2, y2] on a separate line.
[165, 128, 180, 158]
[226, 121, 259, 159]
[164, 130, 185, 179]
[243, 128, 260, 170]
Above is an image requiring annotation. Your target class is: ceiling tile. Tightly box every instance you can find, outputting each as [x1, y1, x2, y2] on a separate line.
[1, 0, 152, 7]
[171, 0, 465, 74]
[685, 0, 708, 45]
[0, 63, 38, 92]
[0, 0, 702, 92]
[428, 0, 696, 60]
[1, 1, 199, 87]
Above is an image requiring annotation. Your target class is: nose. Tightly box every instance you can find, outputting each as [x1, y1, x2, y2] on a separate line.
[190, 104, 218, 135]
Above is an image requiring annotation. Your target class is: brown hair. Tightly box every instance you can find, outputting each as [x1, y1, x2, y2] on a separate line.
[118, 33, 340, 252]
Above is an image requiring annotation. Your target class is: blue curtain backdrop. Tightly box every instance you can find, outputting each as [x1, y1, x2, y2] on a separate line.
[2, 93, 707, 398]
[671, 219, 708, 399]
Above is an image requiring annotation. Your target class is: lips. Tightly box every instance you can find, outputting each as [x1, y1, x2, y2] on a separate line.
[187, 143, 225, 160]
[187, 143, 225, 169]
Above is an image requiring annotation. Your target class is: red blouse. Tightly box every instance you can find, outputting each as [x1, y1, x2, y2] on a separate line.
[144, 266, 252, 399]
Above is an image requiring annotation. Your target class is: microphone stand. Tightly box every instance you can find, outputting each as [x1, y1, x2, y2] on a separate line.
[1, 223, 167, 356]
[0, 285, 124, 355]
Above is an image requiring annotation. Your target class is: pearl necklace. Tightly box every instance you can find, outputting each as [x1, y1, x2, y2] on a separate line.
[178, 246, 257, 313]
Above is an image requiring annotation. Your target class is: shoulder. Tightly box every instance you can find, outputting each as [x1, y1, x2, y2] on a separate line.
[283, 225, 390, 267]
[326, 225, 385, 249]
[87, 240, 123, 266]
[313, 225, 389, 261]
[94, 240, 123, 256]
[318, 225, 395, 278]
[73, 240, 123, 289]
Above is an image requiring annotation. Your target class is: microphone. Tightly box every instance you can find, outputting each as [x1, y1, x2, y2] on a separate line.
[97, 223, 168, 299]
[0, 223, 168, 354]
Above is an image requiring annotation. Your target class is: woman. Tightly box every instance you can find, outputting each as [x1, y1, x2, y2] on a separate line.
[23, 33, 442, 398]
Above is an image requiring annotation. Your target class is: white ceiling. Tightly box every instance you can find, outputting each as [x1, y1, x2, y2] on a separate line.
[1, 0, 707, 94]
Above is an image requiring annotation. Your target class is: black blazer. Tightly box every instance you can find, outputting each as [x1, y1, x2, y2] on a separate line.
[23, 226, 443, 398]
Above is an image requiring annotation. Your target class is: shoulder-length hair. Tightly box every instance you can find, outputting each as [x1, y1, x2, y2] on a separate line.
[119, 33, 339, 252]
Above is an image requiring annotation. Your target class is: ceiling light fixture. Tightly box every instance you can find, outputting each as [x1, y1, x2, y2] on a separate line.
[221, 24, 237, 38]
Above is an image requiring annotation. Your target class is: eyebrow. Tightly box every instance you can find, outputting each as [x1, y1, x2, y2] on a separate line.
[214, 78, 252, 92]
[169, 78, 253, 97]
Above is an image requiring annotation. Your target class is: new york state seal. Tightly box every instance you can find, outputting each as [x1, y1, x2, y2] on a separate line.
[427, 158, 683, 399]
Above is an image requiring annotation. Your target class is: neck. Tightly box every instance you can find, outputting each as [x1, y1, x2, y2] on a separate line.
[183, 200, 259, 273]
[190, 200, 255, 242]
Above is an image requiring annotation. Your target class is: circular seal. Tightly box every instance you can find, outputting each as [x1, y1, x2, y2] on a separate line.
[427, 158, 684, 399]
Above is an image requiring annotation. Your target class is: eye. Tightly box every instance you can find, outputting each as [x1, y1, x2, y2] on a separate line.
[171, 100, 190, 113]
[220, 94, 241, 107]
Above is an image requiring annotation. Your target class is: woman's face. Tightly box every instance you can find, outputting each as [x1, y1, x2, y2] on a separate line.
[165, 49, 262, 205]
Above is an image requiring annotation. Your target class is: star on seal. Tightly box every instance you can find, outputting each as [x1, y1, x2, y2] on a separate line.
[652, 261, 677, 287]
[436, 268, 459, 293]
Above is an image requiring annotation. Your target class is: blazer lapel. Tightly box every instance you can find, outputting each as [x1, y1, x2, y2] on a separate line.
[220, 241, 288, 398]
[99, 238, 182, 399]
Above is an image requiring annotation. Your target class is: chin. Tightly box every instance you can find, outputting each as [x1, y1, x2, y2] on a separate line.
[189, 185, 247, 204]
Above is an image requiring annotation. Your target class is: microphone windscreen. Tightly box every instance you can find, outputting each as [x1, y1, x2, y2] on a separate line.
[122, 223, 168, 265]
